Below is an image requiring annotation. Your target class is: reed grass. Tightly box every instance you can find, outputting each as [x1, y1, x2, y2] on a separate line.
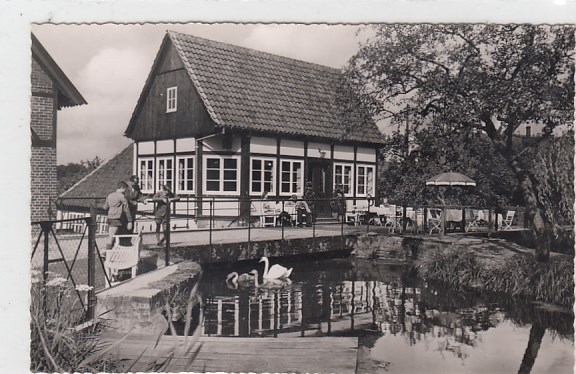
[30, 271, 204, 373]
[417, 247, 574, 306]
[30, 272, 118, 372]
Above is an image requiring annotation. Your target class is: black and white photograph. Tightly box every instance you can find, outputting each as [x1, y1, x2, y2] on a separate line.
[3, 1, 576, 373]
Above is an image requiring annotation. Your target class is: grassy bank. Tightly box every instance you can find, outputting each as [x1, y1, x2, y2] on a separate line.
[417, 247, 574, 307]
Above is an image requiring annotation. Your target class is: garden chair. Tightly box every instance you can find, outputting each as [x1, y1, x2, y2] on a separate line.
[465, 209, 487, 233]
[427, 208, 443, 234]
[259, 200, 280, 227]
[345, 200, 361, 226]
[501, 210, 515, 230]
[104, 232, 141, 287]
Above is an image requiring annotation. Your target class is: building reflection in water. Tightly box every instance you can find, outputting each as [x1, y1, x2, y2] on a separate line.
[194, 260, 573, 372]
[201, 276, 513, 357]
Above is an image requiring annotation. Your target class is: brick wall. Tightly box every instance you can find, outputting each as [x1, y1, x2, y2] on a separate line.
[30, 57, 57, 223]
[30, 147, 57, 222]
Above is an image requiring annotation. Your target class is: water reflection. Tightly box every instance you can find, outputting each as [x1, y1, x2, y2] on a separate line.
[197, 258, 573, 372]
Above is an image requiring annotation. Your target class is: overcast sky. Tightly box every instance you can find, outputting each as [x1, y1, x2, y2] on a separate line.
[32, 23, 377, 165]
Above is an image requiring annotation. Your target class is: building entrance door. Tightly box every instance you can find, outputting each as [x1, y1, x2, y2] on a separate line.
[307, 159, 331, 218]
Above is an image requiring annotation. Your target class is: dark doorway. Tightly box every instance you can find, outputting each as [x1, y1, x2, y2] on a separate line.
[307, 159, 331, 217]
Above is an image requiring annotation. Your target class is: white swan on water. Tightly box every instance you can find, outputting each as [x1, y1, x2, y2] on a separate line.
[226, 270, 258, 288]
[259, 256, 292, 280]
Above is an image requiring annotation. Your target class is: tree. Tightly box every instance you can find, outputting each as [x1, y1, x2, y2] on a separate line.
[379, 126, 521, 208]
[57, 156, 103, 195]
[344, 24, 574, 261]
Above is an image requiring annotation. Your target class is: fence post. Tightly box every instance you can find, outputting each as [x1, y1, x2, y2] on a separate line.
[209, 198, 214, 250]
[402, 204, 407, 234]
[281, 200, 285, 252]
[247, 198, 251, 252]
[423, 207, 428, 234]
[42, 221, 50, 315]
[87, 205, 96, 320]
[165, 201, 171, 267]
[366, 199, 371, 233]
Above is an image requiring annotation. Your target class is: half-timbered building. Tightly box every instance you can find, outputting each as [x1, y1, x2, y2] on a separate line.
[125, 31, 385, 227]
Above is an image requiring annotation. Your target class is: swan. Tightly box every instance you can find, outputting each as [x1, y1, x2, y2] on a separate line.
[226, 270, 258, 288]
[259, 256, 293, 280]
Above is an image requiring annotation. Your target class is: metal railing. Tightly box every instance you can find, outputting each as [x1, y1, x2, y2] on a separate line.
[31, 205, 117, 322]
[55, 195, 527, 266]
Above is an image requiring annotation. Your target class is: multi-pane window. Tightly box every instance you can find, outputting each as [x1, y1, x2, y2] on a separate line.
[356, 165, 375, 196]
[280, 160, 303, 195]
[205, 156, 239, 194]
[157, 157, 174, 191]
[334, 163, 353, 195]
[139, 158, 154, 192]
[177, 156, 194, 192]
[167, 86, 177, 113]
[251, 158, 275, 194]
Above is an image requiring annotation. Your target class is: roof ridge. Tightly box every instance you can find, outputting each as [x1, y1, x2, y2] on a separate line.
[166, 30, 341, 74]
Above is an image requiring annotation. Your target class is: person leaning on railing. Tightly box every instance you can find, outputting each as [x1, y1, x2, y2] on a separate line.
[124, 175, 147, 233]
[152, 184, 179, 245]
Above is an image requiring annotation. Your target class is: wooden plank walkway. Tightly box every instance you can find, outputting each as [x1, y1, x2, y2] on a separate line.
[101, 333, 358, 373]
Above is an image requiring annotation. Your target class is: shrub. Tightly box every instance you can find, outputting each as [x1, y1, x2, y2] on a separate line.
[417, 249, 574, 306]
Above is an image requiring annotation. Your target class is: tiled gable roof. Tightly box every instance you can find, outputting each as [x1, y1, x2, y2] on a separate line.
[164, 31, 384, 145]
[59, 145, 133, 208]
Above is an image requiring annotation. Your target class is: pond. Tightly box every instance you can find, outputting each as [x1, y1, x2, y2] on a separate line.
[186, 257, 574, 373]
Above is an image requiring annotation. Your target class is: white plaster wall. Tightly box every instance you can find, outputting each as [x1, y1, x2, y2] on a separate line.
[251, 136, 276, 154]
[308, 142, 331, 159]
[156, 139, 174, 154]
[333, 145, 354, 160]
[176, 137, 196, 152]
[138, 141, 154, 155]
[280, 139, 304, 157]
[356, 147, 377, 163]
[204, 135, 241, 153]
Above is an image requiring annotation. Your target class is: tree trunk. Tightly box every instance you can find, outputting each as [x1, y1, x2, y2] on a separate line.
[513, 162, 551, 262]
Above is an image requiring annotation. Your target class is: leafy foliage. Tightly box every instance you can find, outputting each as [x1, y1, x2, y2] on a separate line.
[57, 156, 103, 195]
[379, 127, 519, 207]
[530, 134, 574, 230]
[343, 24, 575, 260]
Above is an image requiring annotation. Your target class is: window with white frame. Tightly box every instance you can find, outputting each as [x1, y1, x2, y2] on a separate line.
[251, 158, 275, 194]
[157, 157, 174, 191]
[177, 156, 194, 193]
[280, 160, 303, 195]
[205, 156, 239, 194]
[139, 158, 154, 192]
[166, 86, 177, 113]
[356, 165, 375, 196]
[333, 163, 354, 195]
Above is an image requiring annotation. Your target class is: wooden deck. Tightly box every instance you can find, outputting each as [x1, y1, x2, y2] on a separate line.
[101, 333, 358, 373]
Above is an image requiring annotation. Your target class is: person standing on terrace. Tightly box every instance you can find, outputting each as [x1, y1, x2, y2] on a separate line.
[124, 175, 146, 233]
[103, 181, 132, 249]
[153, 184, 177, 245]
[303, 181, 317, 224]
[291, 194, 311, 227]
